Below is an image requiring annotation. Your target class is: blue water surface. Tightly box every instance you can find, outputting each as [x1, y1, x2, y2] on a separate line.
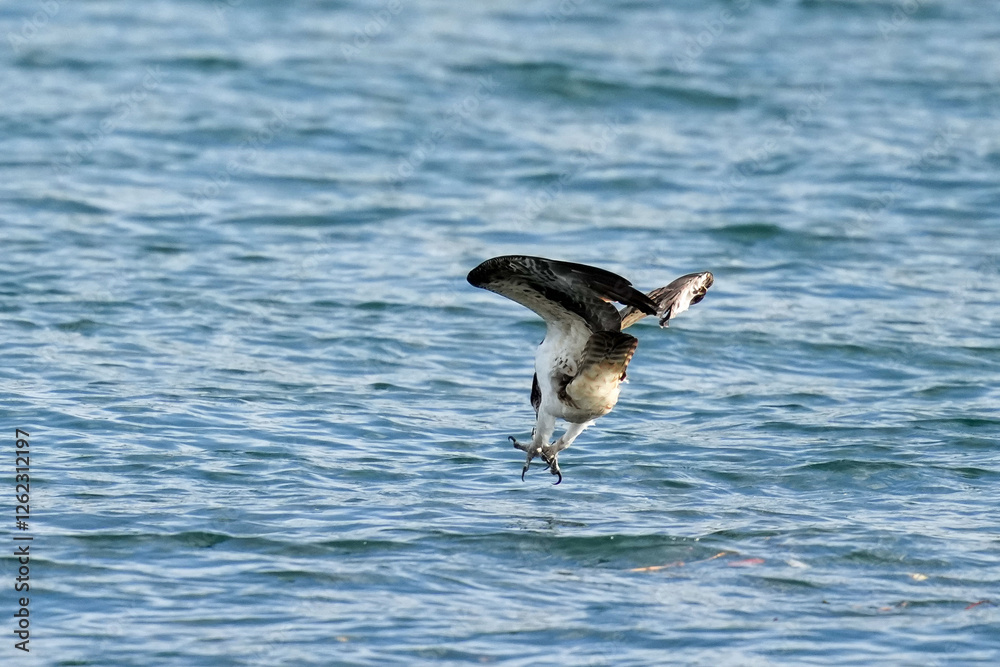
[1, 0, 999, 665]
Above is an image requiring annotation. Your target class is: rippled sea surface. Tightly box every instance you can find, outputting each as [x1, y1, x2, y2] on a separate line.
[2, 1, 999, 665]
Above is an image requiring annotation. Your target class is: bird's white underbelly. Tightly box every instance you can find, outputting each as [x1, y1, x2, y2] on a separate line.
[535, 328, 586, 378]
[535, 326, 621, 423]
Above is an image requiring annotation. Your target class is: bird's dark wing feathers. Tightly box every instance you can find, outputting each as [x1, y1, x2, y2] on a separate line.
[620, 271, 714, 329]
[467, 255, 657, 332]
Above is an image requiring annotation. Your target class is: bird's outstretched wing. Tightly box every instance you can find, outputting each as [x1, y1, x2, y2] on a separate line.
[620, 271, 714, 329]
[467, 255, 657, 333]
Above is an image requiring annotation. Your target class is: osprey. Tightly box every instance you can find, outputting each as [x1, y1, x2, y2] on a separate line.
[467, 255, 713, 484]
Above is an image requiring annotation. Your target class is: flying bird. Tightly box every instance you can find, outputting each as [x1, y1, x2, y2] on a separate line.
[467, 255, 713, 484]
